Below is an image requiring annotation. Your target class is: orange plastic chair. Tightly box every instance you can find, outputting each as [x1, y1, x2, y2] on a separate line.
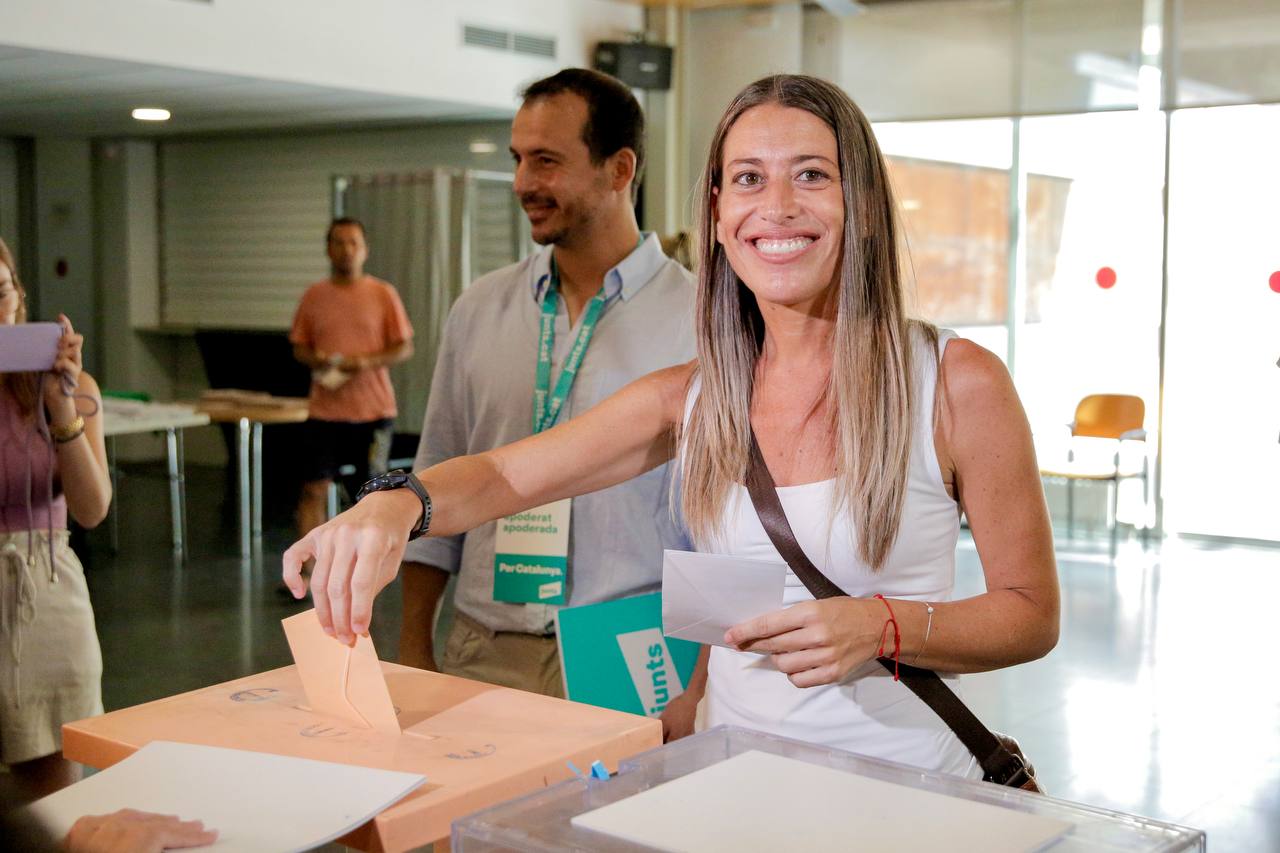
[1039, 394, 1149, 557]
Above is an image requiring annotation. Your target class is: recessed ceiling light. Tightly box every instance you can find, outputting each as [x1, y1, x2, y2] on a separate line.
[132, 108, 171, 122]
[469, 140, 497, 154]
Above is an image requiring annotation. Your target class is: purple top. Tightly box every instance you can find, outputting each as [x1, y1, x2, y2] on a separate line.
[0, 387, 67, 532]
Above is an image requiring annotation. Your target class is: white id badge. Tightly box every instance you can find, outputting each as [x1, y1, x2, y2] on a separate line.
[493, 498, 570, 605]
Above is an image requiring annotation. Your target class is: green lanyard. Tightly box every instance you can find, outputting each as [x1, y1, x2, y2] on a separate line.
[532, 256, 608, 434]
[532, 237, 644, 433]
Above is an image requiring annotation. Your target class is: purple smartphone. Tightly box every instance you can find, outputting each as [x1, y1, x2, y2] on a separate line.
[0, 322, 62, 373]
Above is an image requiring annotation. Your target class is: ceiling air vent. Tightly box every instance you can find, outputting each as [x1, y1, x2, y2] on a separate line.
[513, 33, 556, 59]
[463, 24, 557, 60]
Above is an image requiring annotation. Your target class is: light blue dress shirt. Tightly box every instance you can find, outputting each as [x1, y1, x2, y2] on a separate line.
[401, 234, 696, 634]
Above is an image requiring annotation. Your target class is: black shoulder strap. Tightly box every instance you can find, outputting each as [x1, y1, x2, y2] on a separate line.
[744, 430, 1026, 785]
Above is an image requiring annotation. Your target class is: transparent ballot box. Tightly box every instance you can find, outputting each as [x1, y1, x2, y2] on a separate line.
[453, 726, 1205, 852]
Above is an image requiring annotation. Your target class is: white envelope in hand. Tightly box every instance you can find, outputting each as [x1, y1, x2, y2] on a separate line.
[662, 550, 787, 647]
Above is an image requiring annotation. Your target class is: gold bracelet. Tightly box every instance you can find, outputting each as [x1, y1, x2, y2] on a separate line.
[51, 415, 85, 443]
[911, 602, 935, 665]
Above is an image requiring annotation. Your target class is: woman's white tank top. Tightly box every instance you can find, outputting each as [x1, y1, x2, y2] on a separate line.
[684, 327, 980, 778]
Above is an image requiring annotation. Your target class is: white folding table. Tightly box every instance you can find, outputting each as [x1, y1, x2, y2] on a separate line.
[102, 399, 211, 561]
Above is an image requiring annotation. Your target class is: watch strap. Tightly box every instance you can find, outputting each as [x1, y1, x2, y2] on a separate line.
[355, 469, 432, 540]
[400, 472, 433, 541]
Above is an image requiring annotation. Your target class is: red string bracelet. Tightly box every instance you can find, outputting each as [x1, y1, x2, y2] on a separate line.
[874, 594, 901, 681]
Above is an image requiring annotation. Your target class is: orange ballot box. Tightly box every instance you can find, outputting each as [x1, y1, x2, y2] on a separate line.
[62, 662, 661, 852]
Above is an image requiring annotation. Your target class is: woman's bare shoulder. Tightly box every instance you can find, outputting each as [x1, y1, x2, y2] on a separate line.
[938, 338, 1015, 408]
[935, 336, 1031, 468]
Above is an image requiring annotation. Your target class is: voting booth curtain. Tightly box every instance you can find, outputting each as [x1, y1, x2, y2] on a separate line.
[338, 170, 528, 434]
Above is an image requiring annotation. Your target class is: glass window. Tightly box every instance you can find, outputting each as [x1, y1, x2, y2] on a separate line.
[1176, 0, 1280, 108]
[839, 1, 1017, 121]
[1161, 104, 1280, 540]
[1012, 111, 1165, 535]
[1013, 111, 1165, 437]
[1021, 0, 1145, 114]
[875, 119, 1014, 360]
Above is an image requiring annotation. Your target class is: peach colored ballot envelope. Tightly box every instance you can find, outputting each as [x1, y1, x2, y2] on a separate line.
[282, 610, 401, 735]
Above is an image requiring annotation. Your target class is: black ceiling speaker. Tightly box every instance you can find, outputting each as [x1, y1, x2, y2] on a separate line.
[593, 41, 673, 91]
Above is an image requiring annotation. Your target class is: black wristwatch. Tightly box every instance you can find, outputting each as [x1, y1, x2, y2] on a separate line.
[355, 469, 433, 540]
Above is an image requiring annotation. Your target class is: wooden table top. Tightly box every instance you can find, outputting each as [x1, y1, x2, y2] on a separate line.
[193, 391, 310, 425]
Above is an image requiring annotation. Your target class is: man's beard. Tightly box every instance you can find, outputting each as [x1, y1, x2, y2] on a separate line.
[522, 193, 583, 247]
[532, 225, 569, 246]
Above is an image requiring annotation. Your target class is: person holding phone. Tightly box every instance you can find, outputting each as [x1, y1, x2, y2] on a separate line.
[0, 237, 112, 800]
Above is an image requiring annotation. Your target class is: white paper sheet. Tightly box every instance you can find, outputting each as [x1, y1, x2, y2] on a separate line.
[573, 750, 1071, 853]
[27, 741, 426, 853]
[661, 550, 786, 647]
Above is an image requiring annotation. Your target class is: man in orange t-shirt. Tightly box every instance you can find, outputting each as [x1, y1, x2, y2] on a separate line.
[289, 217, 414, 542]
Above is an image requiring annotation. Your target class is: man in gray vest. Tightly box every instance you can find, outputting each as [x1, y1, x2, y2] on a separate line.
[397, 69, 697, 735]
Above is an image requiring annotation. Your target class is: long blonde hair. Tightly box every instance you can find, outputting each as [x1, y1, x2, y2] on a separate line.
[0, 237, 41, 417]
[680, 74, 935, 570]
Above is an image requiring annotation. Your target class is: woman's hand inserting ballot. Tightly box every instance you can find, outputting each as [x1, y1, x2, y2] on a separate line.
[282, 488, 422, 645]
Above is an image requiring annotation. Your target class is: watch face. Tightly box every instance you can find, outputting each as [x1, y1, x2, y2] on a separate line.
[358, 472, 399, 502]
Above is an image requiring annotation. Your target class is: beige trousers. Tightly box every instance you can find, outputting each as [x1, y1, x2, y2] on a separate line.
[439, 610, 563, 698]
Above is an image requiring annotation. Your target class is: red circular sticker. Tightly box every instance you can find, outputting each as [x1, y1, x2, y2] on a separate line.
[1096, 267, 1117, 289]
[1270, 271, 1280, 293]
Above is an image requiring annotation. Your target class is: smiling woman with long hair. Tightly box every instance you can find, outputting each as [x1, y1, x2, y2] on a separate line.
[284, 74, 1058, 777]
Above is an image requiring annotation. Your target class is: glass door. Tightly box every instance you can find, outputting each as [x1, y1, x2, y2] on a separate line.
[1161, 104, 1280, 540]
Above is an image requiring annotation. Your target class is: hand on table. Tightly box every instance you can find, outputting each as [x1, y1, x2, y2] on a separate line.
[724, 597, 886, 688]
[283, 489, 422, 645]
[64, 809, 217, 853]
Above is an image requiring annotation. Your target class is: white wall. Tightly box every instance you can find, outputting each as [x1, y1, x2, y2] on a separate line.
[642, 4, 808, 235]
[0, 139, 19, 266]
[94, 140, 187, 460]
[160, 120, 514, 330]
[640, 8, 685, 238]
[32, 139, 98, 369]
[684, 4, 804, 213]
[0, 0, 642, 111]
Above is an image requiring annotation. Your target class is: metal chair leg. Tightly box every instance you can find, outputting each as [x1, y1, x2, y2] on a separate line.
[1140, 460, 1151, 550]
[1109, 478, 1119, 561]
[178, 429, 189, 563]
[237, 417, 251, 559]
[108, 435, 120, 553]
[166, 428, 182, 556]
[1066, 478, 1075, 540]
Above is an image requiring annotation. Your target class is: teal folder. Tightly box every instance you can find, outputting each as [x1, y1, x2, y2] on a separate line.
[554, 592, 701, 718]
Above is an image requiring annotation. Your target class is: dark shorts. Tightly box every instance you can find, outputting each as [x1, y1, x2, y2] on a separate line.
[301, 418, 394, 490]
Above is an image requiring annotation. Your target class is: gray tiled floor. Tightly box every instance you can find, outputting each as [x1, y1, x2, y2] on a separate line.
[84, 463, 1277, 850]
[956, 537, 1280, 850]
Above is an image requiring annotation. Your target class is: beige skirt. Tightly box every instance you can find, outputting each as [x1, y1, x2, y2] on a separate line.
[0, 529, 103, 765]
